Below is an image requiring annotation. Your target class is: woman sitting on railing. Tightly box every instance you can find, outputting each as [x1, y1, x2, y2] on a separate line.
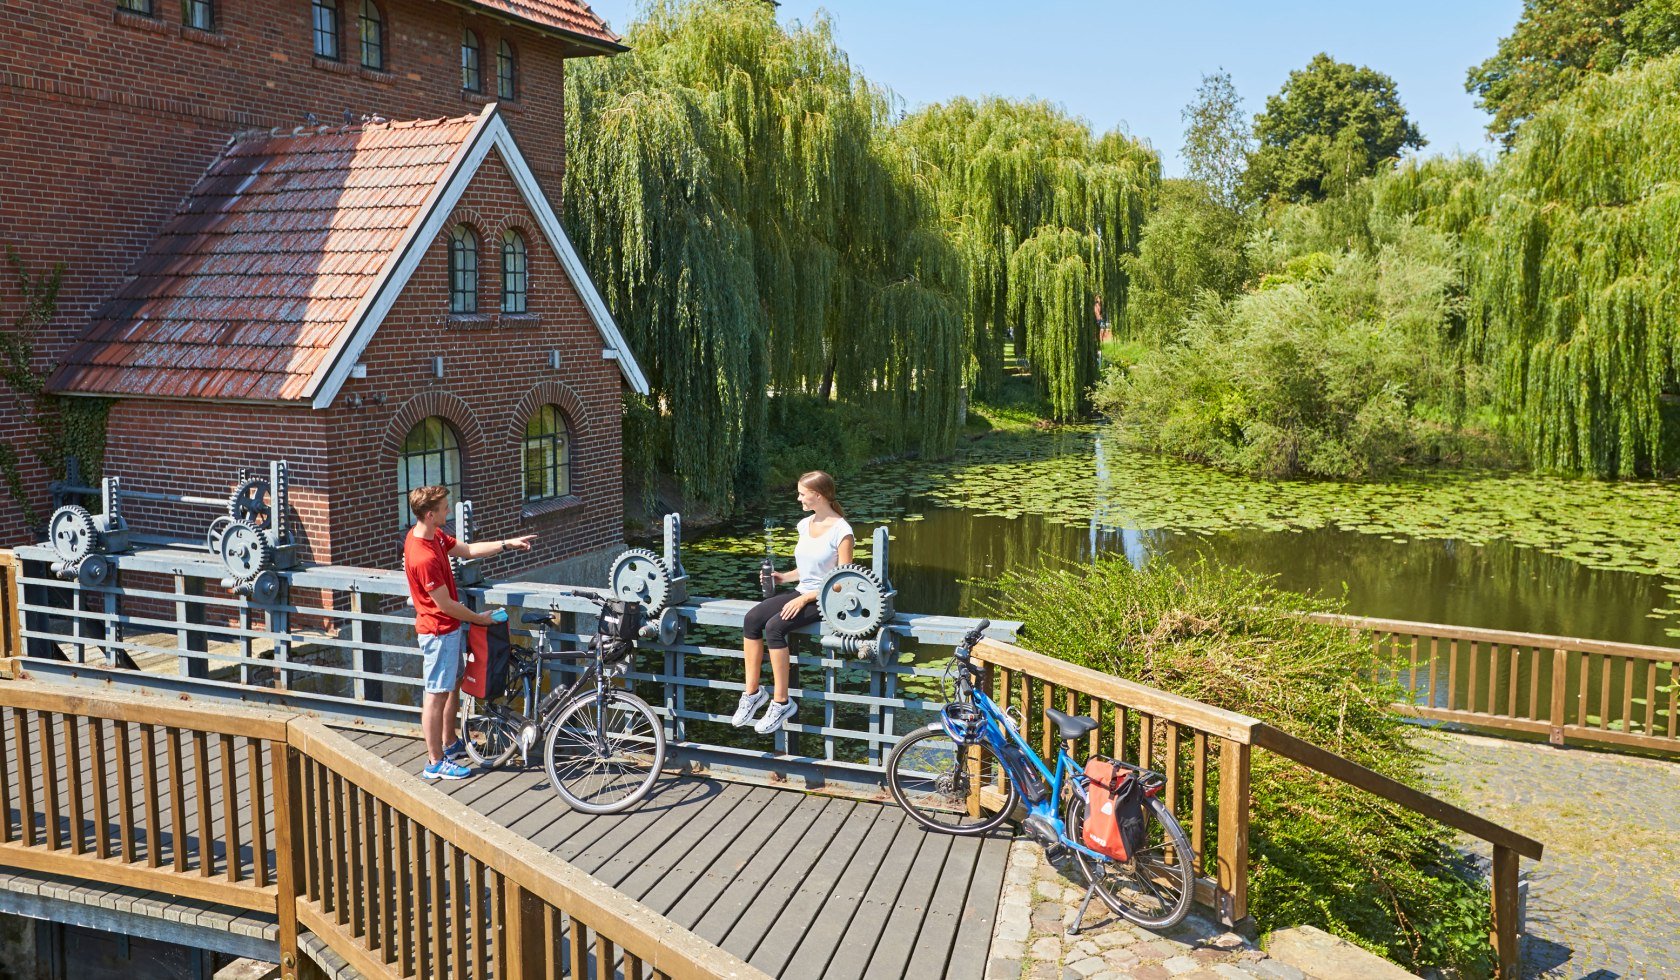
[731, 471, 854, 734]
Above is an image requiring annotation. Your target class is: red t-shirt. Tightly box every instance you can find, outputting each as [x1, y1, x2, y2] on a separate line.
[404, 527, 459, 635]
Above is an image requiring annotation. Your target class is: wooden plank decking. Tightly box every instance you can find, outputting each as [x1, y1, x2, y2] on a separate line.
[349, 732, 1010, 980]
[0, 712, 1009, 979]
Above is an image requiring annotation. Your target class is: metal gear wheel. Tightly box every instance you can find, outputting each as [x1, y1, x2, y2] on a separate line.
[219, 520, 275, 579]
[205, 516, 235, 555]
[49, 505, 99, 563]
[227, 478, 272, 529]
[607, 548, 673, 612]
[817, 563, 893, 638]
[75, 555, 111, 588]
[247, 569, 283, 604]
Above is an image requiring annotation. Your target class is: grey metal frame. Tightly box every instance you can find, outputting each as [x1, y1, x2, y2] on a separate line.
[10, 542, 1017, 792]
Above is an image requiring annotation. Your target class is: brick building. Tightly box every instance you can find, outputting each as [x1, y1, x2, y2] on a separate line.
[1, 1, 647, 579]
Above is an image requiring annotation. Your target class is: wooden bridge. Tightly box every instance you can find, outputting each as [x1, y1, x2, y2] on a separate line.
[0, 544, 1549, 977]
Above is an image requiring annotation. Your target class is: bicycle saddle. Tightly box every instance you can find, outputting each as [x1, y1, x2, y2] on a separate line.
[1045, 707, 1100, 742]
[520, 612, 552, 625]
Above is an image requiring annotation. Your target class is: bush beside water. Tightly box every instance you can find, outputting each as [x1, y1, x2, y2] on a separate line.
[991, 557, 1494, 975]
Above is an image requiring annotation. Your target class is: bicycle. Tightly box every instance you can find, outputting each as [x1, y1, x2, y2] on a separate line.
[883, 620, 1195, 932]
[461, 589, 667, 814]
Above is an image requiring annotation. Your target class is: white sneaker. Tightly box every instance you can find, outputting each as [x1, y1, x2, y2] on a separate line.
[754, 698, 798, 734]
[731, 688, 770, 727]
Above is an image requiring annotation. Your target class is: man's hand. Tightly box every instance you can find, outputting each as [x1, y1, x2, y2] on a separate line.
[504, 535, 536, 552]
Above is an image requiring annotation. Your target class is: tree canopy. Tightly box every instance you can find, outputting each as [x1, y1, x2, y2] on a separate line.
[894, 98, 1158, 417]
[1181, 70, 1253, 212]
[1467, 0, 1680, 146]
[1244, 54, 1425, 204]
[563, 0, 965, 506]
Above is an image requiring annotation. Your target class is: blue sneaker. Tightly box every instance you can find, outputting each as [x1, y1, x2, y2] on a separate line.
[422, 759, 472, 781]
[443, 738, 467, 761]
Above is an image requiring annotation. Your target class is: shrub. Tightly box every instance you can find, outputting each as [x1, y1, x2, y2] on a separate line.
[989, 557, 1494, 975]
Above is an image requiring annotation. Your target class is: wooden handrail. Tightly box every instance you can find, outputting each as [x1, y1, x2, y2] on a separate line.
[0, 678, 770, 980]
[973, 639, 1264, 743]
[1305, 611, 1680, 663]
[1250, 723, 1543, 860]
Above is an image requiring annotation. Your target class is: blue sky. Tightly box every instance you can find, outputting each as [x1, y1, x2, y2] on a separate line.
[584, 1, 1524, 176]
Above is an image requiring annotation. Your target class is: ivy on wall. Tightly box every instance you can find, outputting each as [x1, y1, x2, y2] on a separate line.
[2, 247, 110, 531]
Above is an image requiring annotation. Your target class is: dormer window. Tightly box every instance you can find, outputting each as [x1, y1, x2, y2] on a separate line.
[312, 0, 340, 60]
[358, 1, 385, 71]
[461, 30, 482, 92]
[497, 40, 517, 100]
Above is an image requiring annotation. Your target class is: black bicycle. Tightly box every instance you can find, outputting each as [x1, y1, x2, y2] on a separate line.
[461, 589, 667, 814]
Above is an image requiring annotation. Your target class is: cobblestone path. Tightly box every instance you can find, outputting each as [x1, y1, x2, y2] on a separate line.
[1423, 731, 1680, 979]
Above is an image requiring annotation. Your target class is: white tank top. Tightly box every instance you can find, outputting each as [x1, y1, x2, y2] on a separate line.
[794, 516, 854, 592]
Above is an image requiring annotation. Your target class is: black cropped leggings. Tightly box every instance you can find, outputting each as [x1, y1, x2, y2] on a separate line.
[742, 591, 820, 647]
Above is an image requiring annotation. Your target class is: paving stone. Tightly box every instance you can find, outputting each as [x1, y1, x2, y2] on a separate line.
[1103, 948, 1142, 970]
[1162, 955, 1199, 975]
[1064, 956, 1107, 978]
[1032, 936, 1064, 961]
[1131, 940, 1188, 962]
[1094, 929, 1139, 949]
[1128, 965, 1172, 980]
[1210, 966, 1255, 980]
[997, 918, 1031, 943]
[1026, 963, 1059, 980]
[992, 939, 1026, 962]
[987, 956, 1024, 980]
[1246, 961, 1304, 980]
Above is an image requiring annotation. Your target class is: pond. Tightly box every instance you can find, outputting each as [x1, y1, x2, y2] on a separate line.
[670, 426, 1680, 650]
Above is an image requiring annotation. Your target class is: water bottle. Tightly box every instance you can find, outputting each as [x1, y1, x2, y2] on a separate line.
[759, 556, 776, 599]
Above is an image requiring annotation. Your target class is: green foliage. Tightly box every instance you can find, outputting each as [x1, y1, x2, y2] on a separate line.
[1472, 52, 1680, 476]
[1122, 180, 1250, 344]
[1181, 70, 1253, 212]
[563, 0, 964, 509]
[1246, 54, 1426, 204]
[1100, 206, 1500, 478]
[989, 557, 1494, 975]
[1, 247, 108, 530]
[894, 97, 1159, 406]
[1467, 0, 1680, 146]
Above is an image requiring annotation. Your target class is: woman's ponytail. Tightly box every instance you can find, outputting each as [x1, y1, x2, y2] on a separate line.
[798, 471, 845, 517]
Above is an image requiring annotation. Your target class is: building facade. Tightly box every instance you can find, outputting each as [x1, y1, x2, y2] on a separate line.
[1, 1, 640, 578]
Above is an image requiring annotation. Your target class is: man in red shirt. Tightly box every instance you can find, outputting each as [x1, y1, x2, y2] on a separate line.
[405, 485, 534, 780]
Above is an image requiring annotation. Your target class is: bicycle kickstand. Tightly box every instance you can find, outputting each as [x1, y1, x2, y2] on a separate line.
[1067, 879, 1100, 937]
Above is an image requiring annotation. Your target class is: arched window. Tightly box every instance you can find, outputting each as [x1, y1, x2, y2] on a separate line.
[496, 40, 517, 100]
[358, 0, 384, 70]
[522, 406, 571, 502]
[501, 230, 528, 313]
[184, 0, 213, 29]
[397, 417, 463, 527]
[312, 0, 339, 59]
[461, 29, 482, 92]
[449, 226, 478, 314]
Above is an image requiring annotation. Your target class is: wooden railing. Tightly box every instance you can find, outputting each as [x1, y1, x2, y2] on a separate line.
[0, 671, 768, 980]
[1309, 613, 1680, 754]
[971, 638, 1544, 979]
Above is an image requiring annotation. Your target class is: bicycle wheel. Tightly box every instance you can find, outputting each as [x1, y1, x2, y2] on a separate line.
[886, 724, 1019, 835]
[461, 697, 521, 768]
[543, 689, 666, 814]
[1065, 791, 1195, 930]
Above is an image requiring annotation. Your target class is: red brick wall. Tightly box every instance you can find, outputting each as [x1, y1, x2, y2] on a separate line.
[0, 0, 588, 544]
[88, 151, 624, 580]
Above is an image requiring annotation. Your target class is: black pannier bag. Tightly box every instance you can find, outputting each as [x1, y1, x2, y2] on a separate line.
[464, 620, 515, 699]
[597, 600, 643, 661]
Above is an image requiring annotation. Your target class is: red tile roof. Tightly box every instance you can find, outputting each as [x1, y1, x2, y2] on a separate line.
[470, 0, 621, 48]
[52, 113, 486, 403]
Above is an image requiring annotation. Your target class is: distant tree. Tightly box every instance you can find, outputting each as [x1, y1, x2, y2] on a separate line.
[1180, 69, 1252, 211]
[1244, 54, 1425, 204]
[1467, 0, 1680, 146]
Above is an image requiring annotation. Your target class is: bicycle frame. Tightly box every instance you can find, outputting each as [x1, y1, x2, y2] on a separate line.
[484, 626, 615, 764]
[968, 685, 1115, 866]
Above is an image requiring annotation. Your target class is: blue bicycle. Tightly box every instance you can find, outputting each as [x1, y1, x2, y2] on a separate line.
[884, 620, 1195, 931]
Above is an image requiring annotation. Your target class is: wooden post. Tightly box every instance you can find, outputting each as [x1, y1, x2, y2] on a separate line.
[272, 739, 306, 980]
[1215, 740, 1250, 925]
[1490, 844, 1521, 978]
[0, 551, 18, 657]
[1548, 648, 1568, 747]
[502, 880, 547, 980]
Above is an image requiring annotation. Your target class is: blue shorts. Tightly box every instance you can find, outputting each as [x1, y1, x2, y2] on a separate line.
[419, 628, 465, 695]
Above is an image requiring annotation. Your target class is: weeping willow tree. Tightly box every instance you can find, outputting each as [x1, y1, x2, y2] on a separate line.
[1473, 52, 1680, 477]
[894, 99, 1159, 418]
[564, 0, 965, 506]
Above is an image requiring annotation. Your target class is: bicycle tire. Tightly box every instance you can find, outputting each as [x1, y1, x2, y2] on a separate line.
[885, 724, 1019, 836]
[543, 689, 666, 814]
[461, 697, 522, 768]
[1064, 791, 1195, 930]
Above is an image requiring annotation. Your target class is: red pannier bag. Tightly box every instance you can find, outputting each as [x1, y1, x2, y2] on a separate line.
[462, 621, 513, 699]
[1082, 757, 1148, 860]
